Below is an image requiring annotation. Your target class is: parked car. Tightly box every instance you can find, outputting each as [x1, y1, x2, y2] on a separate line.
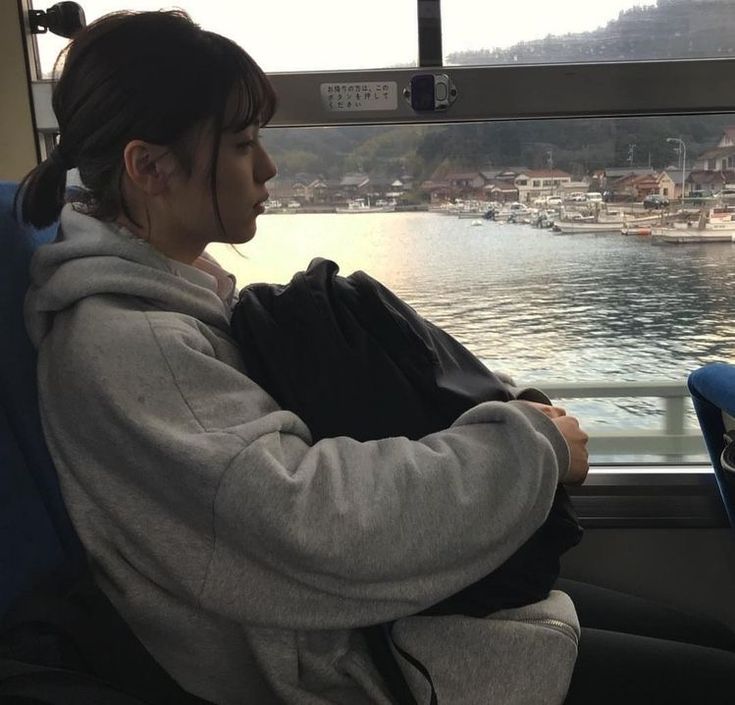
[585, 192, 604, 203]
[643, 194, 670, 209]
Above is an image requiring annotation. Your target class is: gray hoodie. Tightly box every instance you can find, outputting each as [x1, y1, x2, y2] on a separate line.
[25, 205, 579, 705]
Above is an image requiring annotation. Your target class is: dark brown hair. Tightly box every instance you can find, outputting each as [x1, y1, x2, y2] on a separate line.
[16, 10, 277, 229]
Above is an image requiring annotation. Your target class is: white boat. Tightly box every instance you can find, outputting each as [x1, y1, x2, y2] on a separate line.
[653, 228, 735, 243]
[335, 198, 395, 213]
[470, 219, 484, 226]
[554, 214, 659, 234]
[429, 203, 455, 213]
[495, 202, 534, 223]
[652, 206, 735, 243]
[554, 221, 625, 234]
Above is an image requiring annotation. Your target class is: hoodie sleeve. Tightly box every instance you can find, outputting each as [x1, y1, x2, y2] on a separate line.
[39, 302, 570, 632]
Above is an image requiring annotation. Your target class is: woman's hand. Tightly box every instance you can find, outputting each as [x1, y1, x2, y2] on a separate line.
[519, 401, 589, 485]
[521, 401, 567, 419]
[551, 415, 589, 485]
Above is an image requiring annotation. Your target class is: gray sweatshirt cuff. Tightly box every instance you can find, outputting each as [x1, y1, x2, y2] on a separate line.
[493, 370, 552, 406]
[506, 386, 552, 405]
[506, 400, 571, 483]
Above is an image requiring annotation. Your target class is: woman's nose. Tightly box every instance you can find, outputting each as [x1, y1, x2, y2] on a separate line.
[257, 147, 277, 183]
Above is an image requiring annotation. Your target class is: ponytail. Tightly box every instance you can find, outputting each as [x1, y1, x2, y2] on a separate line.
[13, 11, 277, 232]
[14, 145, 72, 229]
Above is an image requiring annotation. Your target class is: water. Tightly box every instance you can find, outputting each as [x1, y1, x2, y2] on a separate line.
[208, 213, 735, 455]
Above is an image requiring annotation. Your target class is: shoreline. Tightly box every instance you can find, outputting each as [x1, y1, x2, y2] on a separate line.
[265, 204, 430, 214]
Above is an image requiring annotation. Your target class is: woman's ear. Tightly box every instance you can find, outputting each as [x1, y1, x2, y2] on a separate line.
[122, 140, 177, 196]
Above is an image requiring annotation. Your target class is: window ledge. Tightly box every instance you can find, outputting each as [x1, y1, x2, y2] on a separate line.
[570, 465, 728, 528]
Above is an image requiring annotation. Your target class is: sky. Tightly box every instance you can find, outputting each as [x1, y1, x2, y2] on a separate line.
[35, 0, 657, 76]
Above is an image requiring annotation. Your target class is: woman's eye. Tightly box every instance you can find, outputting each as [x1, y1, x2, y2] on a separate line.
[237, 140, 256, 152]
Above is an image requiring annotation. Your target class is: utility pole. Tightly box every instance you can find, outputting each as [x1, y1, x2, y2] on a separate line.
[667, 137, 687, 201]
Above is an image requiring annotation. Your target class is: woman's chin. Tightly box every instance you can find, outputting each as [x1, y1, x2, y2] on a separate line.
[222, 219, 256, 244]
[233, 225, 257, 244]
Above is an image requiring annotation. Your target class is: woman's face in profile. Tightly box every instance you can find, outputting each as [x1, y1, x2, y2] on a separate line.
[171, 121, 278, 250]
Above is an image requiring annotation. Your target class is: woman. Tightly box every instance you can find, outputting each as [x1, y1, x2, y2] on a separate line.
[18, 9, 586, 705]
[22, 9, 734, 705]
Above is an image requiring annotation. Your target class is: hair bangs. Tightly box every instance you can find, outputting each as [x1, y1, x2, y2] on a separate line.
[222, 49, 278, 133]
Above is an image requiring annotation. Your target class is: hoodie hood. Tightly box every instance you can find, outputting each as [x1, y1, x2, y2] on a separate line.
[25, 205, 233, 346]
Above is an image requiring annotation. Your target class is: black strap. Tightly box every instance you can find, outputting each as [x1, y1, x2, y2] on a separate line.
[389, 638, 439, 705]
[362, 624, 419, 705]
[361, 623, 439, 705]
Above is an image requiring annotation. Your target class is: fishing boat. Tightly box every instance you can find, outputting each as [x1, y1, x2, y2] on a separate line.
[652, 206, 735, 243]
[653, 229, 735, 243]
[554, 213, 659, 234]
[335, 198, 396, 213]
[554, 221, 624, 234]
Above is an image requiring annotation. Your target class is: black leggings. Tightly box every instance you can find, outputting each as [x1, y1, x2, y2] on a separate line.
[558, 578, 735, 704]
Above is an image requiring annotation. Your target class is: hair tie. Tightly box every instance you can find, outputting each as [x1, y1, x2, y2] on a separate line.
[49, 144, 73, 171]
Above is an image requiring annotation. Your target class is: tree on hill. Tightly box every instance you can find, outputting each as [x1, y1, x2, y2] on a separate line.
[447, 0, 735, 65]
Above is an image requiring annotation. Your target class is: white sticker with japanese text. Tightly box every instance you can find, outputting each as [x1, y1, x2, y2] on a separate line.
[320, 82, 398, 112]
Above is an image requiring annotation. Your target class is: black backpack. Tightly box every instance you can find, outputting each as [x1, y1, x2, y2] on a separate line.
[232, 258, 583, 705]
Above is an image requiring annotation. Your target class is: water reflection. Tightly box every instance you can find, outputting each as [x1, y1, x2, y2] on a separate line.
[209, 213, 735, 459]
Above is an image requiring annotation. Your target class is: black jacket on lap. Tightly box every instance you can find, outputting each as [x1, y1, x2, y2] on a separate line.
[230, 257, 583, 618]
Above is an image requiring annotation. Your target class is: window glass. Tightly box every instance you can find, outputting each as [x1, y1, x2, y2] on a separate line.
[32, 0, 418, 78]
[443, 0, 735, 66]
[207, 114, 735, 464]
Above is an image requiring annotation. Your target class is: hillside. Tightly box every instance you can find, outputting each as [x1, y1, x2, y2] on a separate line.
[447, 0, 735, 65]
[265, 0, 734, 184]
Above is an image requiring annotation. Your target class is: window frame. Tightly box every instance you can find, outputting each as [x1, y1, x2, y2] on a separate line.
[21, 2, 735, 527]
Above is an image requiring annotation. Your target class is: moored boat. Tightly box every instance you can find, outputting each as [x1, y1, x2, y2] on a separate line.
[652, 228, 735, 243]
[651, 206, 735, 242]
[554, 212, 659, 234]
[336, 198, 396, 213]
[554, 221, 623, 234]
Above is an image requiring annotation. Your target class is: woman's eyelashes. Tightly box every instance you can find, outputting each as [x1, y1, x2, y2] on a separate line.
[236, 139, 256, 152]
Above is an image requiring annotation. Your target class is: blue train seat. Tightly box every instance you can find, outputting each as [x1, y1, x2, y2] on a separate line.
[688, 363, 735, 527]
[0, 181, 85, 620]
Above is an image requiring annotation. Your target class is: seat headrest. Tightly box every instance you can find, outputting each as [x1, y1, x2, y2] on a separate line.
[0, 181, 85, 618]
[0, 181, 59, 249]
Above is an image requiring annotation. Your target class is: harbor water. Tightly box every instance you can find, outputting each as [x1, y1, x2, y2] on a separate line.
[208, 212, 735, 457]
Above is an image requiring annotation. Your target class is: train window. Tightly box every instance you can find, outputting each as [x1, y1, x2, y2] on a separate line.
[30, 0, 419, 78]
[32, 0, 735, 75]
[21, 1, 735, 522]
[443, 0, 735, 66]
[208, 113, 735, 468]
